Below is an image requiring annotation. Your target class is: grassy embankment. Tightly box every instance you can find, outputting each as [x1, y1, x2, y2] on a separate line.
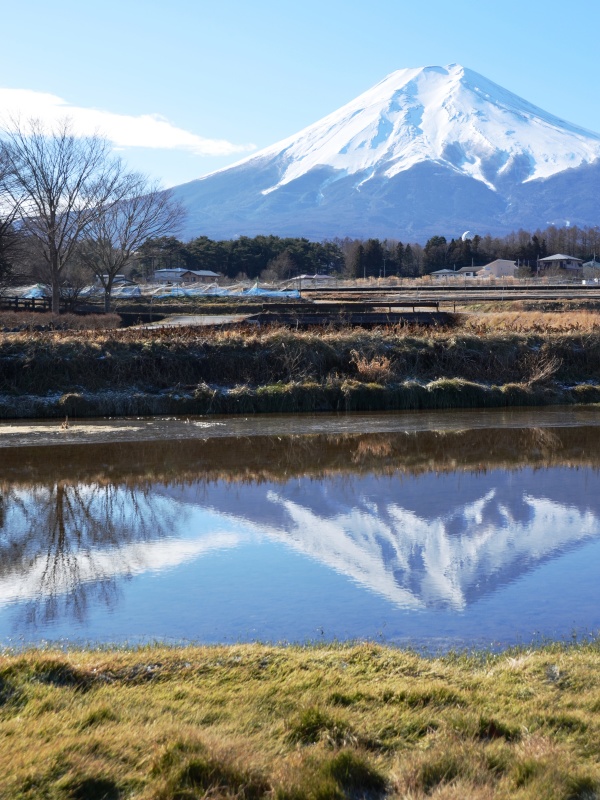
[2, 309, 600, 418]
[2, 643, 600, 799]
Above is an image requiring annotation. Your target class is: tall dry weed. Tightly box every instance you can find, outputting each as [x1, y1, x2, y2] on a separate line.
[526, 352, 562, 385]
[350, 349, 393, 383]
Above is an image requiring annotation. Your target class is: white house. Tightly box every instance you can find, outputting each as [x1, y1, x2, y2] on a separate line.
[477, 259, 518, 279]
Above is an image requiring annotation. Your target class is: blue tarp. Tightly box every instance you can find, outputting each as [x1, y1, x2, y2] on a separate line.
[244, 284, 301, 298]
[20, 285, 49, 299]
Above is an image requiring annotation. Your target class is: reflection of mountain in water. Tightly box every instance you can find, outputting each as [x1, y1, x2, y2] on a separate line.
[163, 467, 600, 610]
[0, 425, 599, 625]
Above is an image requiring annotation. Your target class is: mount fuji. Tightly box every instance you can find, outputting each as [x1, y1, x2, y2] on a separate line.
[173, 64, 600, 241]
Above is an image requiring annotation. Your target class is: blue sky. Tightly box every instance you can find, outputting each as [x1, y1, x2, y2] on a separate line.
[1, 0, 599, 187]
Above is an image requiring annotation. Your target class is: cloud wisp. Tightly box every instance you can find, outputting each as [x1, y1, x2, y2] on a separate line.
[0, 88, 255, 157]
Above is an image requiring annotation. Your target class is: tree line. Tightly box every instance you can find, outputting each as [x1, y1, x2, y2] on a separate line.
[134, 235, 345, 281]
[136, 225, 600, 282]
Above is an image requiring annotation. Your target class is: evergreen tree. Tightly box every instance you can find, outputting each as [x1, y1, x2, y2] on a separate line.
[349, 243, 365, 279]
[185, 236, 227, 273]
[423, 236, 448, 272]
[403, 244, 416, 276]
[315, 241, 345, 274]
[138, 236, 187, 278]
[363, 238, 384, 277]
[394, 242, 404, 275]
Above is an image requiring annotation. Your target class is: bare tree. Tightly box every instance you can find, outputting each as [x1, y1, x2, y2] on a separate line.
[0, 118, 125, 313]
[78, 174, 184, 311]
[0, 146, 23, 290]
[0, 214, 21, 292]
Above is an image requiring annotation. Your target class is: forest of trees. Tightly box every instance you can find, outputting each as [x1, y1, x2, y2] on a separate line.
[131, 224, 600, 282]
[135, 235, 345, 281]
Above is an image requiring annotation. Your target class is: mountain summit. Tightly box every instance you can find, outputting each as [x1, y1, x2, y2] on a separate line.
[173, 65, 600, 240]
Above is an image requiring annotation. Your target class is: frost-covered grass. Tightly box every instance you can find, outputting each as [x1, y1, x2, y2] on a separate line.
[1, 642, 600, 799]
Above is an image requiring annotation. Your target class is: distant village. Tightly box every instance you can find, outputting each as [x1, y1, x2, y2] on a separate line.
[428, 254, 600, 282]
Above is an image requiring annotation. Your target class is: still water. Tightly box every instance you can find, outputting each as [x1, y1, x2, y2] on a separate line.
[1, 409, 599, 649]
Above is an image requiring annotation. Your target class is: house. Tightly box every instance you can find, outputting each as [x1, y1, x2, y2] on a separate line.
[477, 259, 518, 279]
[582, 259, 600, 271]
[153, 268, 220, 285]
[455, 266, 479, 278]
[429, 268, 459, 279]
[185, 270, 221, 284]
[537, 254, 583, 272]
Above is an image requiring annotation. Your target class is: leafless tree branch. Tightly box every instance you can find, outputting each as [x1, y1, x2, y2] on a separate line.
[78, 173, 185, 311]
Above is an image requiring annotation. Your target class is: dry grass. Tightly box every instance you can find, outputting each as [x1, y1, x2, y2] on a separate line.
[1, 323, 598, 392]
[1, 642, 600, 799]
[0, 311, 121, 332]
[350, 349, 393, 383]
[1, 319, 600, 417]
[459, 309, 600, 334]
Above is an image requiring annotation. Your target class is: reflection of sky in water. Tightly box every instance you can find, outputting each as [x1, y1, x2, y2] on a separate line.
[1, 460, 600, 649]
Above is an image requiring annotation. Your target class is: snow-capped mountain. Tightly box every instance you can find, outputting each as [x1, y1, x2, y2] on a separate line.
[173, 64, 600, 240]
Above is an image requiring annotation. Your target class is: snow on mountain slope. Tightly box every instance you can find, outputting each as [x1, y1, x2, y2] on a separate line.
[209, 64, 600, 194]
[173, 65, 600, 240]
[155, 469, 600, 611]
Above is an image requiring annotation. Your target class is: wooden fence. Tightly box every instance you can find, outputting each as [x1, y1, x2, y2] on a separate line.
[0, 295, 53, 311]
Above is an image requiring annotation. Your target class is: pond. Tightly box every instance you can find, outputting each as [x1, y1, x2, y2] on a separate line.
[1, 407, 599, 650]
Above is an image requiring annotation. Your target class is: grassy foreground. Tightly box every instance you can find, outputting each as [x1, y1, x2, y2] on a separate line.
[1, 643, 600, 799]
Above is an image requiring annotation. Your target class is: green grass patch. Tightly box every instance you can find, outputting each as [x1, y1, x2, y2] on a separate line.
[1, 643, 600, 798]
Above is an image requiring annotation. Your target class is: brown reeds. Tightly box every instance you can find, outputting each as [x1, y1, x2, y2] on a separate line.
[459, 309, 600, 334]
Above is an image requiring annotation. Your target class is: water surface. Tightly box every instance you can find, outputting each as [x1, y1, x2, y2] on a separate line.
[1, 409, 599, 649]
